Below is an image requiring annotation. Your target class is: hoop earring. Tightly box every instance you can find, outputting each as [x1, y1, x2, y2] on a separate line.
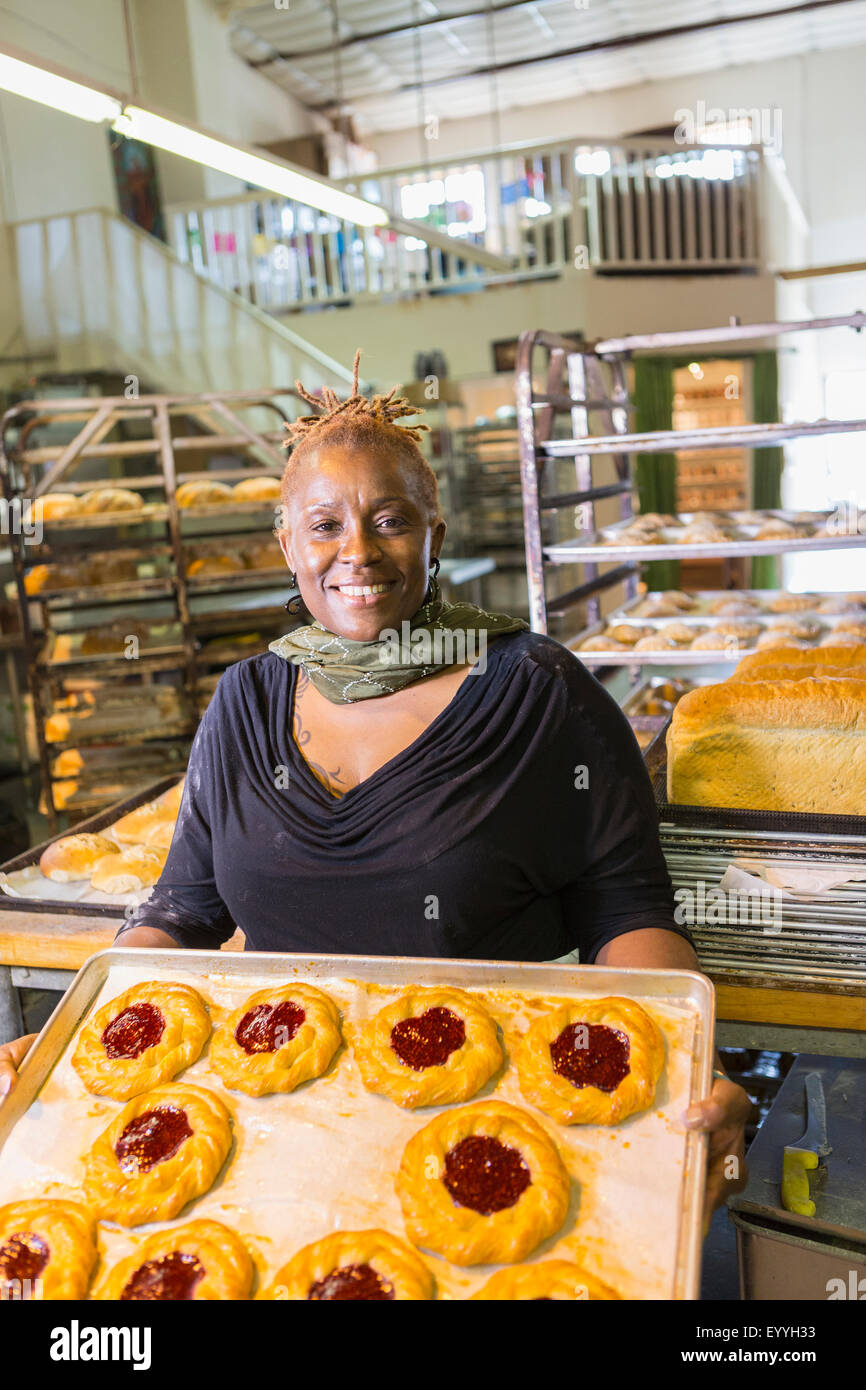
[424, 557, 442, 606]
[285, 573, 304, 616]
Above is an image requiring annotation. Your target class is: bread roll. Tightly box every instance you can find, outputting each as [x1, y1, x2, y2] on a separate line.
[40, 833, 119, 882]
[79, 488, 143, 514]
[110, 801, 174, 845]
[769, 594, 815, 613]
[606, 624, 654, 645]
[187, 554, 244, 578]
[755, 633, 807, 651]
[232, 476, 281, 502]
[90, 846, 167, 894]
[667, 678, 866, 814]
[51, 749, 84, 777]
[30, 493, 82, 522]
[175, 481, 234, 508]
[157, 778, 185, 813]
[143, 818, 175, 850]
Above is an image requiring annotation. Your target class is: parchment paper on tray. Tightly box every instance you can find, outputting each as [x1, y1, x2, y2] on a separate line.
[0, 955, 711, 1301]
[0, 864, 154, 909]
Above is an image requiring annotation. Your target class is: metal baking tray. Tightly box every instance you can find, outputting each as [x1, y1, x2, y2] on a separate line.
[0, 774, 183, 917]
[609, 589, 866, 623]
[0, 948, 714, 1300]
[621, 677, 696, 717]
[546, 510, 866, 563]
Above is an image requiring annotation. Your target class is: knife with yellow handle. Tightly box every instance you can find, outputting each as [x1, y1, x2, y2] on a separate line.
[781, 1072, 831, 1217]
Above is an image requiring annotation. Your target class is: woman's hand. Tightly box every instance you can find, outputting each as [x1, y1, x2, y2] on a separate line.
[684, 1075, 754, 1234]
[0, 1034, 37, 1102]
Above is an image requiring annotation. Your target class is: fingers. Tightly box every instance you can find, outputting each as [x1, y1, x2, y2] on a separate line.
[0, 1033, 38, 1100]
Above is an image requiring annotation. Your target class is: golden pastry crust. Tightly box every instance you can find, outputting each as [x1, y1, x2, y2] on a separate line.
[83, 1083, 232, 1227]
[79, 488, 143, 514]
[110, 800, 174, 844]
[209, 983, 342, 1097]
[515, 997, 665, 1126]
[175, 480, 234, 508]
[0, 1200, 97, 1300]
[90, 845, 167, 893]
[94, 1220, 253, 1301]
[263, 1230, 433, 1301]
[39, 832, 118, 882]
[353, 987, 503, 1109]
[71, 981, 211, 1100]
[473, 1260, 622, 1300]
[605, 624, 653, 645]
[396, 1100, 570, 1266]
[232, 476, 281, 502]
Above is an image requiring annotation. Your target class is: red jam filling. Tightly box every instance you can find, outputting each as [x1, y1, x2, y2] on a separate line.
[0, 1232, 49, 1292]
[443, 1135, 531, 1215]
[550, 1022, 631, 1093]
[235, 1001, 305, 1054]
[101, 1002, 165, 1059]
[114, 1105, 193, 1174]
[390, 1006, 466, 1071]
[121, 1251, 205, 1301]
[308, 1263, 395, 1301]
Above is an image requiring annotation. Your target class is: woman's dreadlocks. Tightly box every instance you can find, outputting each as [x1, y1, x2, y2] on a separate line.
[281, 349, 441, 522]
[285, 349, 431, 448]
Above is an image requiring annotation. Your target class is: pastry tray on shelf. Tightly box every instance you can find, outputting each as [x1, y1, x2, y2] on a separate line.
[572, 611, 866, 666]
[40, 624, 186, 669]
[546, 511, 866, 563]
[644, 724, 866, 838]
[608, 589, 866, 624]
[31, 505, 169, 531]
[0, 948, 713, 1301]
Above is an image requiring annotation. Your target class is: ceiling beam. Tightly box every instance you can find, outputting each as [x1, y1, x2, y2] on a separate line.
[249, 0, 855, 70]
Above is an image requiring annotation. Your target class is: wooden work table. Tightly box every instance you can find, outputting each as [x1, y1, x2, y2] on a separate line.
[0, 907, 863, 1056]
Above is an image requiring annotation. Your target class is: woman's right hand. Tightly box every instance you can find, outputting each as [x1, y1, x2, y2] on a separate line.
[0, 1034, 37, 1101]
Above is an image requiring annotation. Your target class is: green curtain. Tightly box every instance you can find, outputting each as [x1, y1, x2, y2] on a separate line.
[750, 351, 784, 589]
[633, 357, 679, 589]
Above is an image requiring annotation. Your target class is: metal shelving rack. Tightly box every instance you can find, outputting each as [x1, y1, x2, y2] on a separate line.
[0, 388, 304, 826]
[515, 313, 866, 644]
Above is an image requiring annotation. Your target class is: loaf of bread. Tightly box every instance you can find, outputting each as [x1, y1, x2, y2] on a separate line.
[732, 644, 866, 679]
[79, 488, 143, 514]
[156, 778, 185, 813]
[667, 678, 866, 813]
[730, 662, 866, 684]
[90, 846, 167, 894]
[232, 476, 281, 502]
[30, 493, 82, 521]
[40, 833, 119, 882]
[175, 480, 234, 508]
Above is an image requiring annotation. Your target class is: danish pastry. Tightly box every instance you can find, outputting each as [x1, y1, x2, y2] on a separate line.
[209, 983, 342, 1097]
[71, 981, 211, 1099]
[515, 997, 665, 1126]
[473, 1260, 621, 1300]
[354, 987, 502, 1109]
[95, 1220, 253, 1301]
[396, 1100, 570, 1266]
[83, 1082, 232, 1226]
[263, 1230, 433, 1301]
[0, 1200, 97, 1300]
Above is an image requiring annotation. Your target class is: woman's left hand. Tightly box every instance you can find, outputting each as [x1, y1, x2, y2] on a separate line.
[684, 1075, 754, 1234]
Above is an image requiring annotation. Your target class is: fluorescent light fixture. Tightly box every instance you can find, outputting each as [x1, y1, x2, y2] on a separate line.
[0, 51, 121, 122]
[114, 106, 388, 227]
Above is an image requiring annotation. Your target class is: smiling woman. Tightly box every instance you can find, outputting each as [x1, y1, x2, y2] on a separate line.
[0, 348, 751, 1219]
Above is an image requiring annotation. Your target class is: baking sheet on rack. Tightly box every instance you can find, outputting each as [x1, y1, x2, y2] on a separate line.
[0, 958, 704, 1300]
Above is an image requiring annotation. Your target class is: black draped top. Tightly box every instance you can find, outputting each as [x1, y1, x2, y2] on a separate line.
[126, 630, 688, 961]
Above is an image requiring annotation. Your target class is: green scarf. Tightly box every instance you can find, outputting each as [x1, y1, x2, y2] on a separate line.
[269, 587, 528, 703]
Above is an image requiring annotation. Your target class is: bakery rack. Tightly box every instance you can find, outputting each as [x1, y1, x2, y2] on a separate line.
[0, 388, 307, 827]
[515, 313, 866, 652]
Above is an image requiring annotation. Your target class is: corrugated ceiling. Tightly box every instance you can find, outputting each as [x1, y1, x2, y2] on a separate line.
[221, 0, 866, 135]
